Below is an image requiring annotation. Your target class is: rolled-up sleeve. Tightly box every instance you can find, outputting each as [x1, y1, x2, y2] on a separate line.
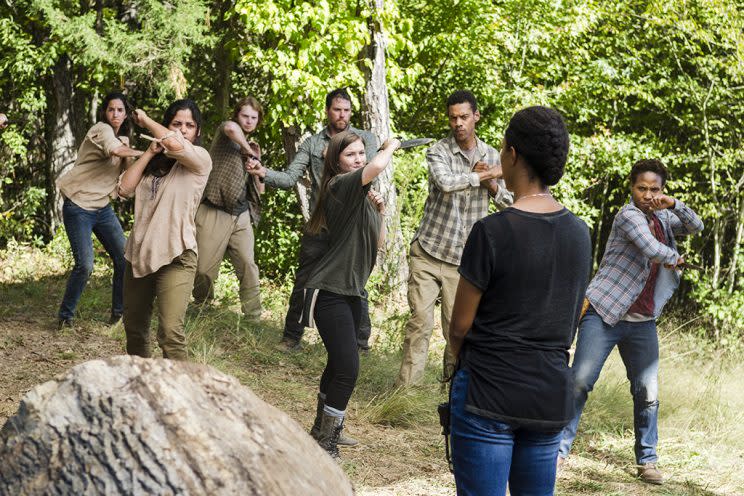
[427, 147, 478, 193]
[116, 172, 136, 199]
[87, 122, 122, 159]
[669, 200, 704, 236]
[164, 132, 212, 176]
[617, 209, 679, 265]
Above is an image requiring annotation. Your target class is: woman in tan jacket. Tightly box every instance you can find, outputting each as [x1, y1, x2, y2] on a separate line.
[118, 99, 212, 360]
[56, 92, 142, 329]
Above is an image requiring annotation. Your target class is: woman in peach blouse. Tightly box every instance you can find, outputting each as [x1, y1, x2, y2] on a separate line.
[118, 99, 212, 360]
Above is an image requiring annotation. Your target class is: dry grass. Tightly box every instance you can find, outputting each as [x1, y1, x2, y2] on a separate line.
[1, 239, 743, 495]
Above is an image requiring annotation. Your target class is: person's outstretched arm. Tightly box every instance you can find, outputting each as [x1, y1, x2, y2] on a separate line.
[247, 138, 310, 188]
[132, 109, 184, 153]
[361, 138, 401, 186]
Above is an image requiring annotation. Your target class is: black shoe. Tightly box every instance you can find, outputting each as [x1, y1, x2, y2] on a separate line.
[275, 337, 302, 353]
[108, 313, 122, 325]
[357, 345, 370, 356]
[57, 318, 74, 330]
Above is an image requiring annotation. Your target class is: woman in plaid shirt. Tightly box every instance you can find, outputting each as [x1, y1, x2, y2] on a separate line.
[558, 159, 704, 485]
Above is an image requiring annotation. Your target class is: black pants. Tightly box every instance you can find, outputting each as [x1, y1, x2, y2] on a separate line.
[283, 234, 371, 347]
[314, 290, 361, 411]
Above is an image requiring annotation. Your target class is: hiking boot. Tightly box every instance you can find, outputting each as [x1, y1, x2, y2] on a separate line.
[275, 337, 302, 353]
[108, 313, 122, 326]
[57, 318, 74, 330]
[637, 463, 664, 485]
[310, 394, 324, 440]
[316, 412, 344, 459]
[310, 395, 359, 447]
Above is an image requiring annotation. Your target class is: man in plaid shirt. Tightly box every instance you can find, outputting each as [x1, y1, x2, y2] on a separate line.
[558, 159, 704, 485]
[396, 90, 512, 386]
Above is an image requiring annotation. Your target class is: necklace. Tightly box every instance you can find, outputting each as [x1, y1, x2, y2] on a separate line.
[515, 192, 552, 202]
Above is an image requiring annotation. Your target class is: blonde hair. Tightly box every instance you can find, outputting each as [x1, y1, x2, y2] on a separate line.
[232, 96, 264, 127]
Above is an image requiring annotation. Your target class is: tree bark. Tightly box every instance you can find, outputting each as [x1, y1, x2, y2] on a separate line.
[361, 0, 408, 301]
[44, 55, 78, 238]
[727, 191, 744, 294]
[213, 1, 236, 120]
[592, 177, 610, 271]
[0, 356, 353, 495]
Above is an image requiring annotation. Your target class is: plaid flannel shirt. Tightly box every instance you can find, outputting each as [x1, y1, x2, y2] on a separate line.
[413, 134, 513, 265]
[587, 199, 704, 326]
[202, 122, 261, 221]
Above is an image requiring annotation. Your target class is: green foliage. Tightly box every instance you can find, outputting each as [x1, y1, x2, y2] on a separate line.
[254, 188, 304, 278]
[0, 0, 743, 340]
[233, 0, 370, 130]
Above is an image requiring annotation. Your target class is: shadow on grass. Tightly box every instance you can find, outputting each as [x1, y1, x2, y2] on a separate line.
[0, 273, 118, 324]
[559, 443, 723, 496]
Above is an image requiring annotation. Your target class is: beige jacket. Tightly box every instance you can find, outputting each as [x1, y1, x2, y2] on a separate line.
[57, 122, 124, 210]
[120, 132, 212, 277]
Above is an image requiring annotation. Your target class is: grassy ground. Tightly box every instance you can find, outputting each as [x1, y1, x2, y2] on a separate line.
[1, 238, 743, 495]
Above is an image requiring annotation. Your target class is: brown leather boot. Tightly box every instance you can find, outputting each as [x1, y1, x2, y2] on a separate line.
[637, 463, 664, 485]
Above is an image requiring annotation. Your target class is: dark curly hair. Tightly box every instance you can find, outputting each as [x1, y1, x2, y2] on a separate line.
[630, 159, 667, 186]
[446, 90, 478, 113]
[504, 106, 569, 186]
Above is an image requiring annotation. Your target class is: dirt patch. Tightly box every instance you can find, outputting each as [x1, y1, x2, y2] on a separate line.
[0, 317, 123, 423]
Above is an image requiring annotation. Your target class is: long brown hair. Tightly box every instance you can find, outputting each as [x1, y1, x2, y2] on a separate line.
[305, 131, 363, 234]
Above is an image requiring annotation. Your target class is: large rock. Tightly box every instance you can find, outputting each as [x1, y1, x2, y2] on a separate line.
[0, 356, 353, 495]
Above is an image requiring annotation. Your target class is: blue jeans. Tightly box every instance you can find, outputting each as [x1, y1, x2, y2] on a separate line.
[558, 308, 659, 464]
[58, 198, 126, 320]
[450, 369, 561, 496]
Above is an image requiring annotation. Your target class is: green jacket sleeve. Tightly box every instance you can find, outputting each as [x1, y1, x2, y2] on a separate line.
[265, 138, 311, 189]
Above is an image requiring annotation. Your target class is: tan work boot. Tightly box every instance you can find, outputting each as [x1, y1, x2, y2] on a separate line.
[637, 463, 664, 485]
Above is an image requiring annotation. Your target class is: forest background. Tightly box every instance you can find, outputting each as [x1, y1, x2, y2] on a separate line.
[1, 0, 743, 342]
[2, 1, 744, 494]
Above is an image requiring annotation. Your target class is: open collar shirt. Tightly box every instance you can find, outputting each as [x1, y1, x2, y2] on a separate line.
[587, 199, 704, 326]
[414, 134, 513, 266]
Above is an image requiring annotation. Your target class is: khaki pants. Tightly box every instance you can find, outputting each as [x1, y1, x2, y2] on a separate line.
[123, 250, 197, 361]
[396, 240, 459, 386]
[192, 203, 262, 318]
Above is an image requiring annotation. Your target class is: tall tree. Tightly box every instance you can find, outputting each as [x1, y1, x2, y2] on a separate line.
[361, 0, 408, 298]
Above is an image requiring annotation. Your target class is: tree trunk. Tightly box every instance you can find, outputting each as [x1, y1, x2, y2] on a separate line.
[281, 125, 312, 221]
[213, 2, 236, 120]
[592, 177, 610, 271]
[361, 0, 408, 301]
[727, 191, 744, 294]
[0, 356, 353, 495]
[44, 55, 78, 238]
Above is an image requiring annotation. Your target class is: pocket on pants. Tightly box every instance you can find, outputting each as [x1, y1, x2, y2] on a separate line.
[174, 250, 197, 272]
